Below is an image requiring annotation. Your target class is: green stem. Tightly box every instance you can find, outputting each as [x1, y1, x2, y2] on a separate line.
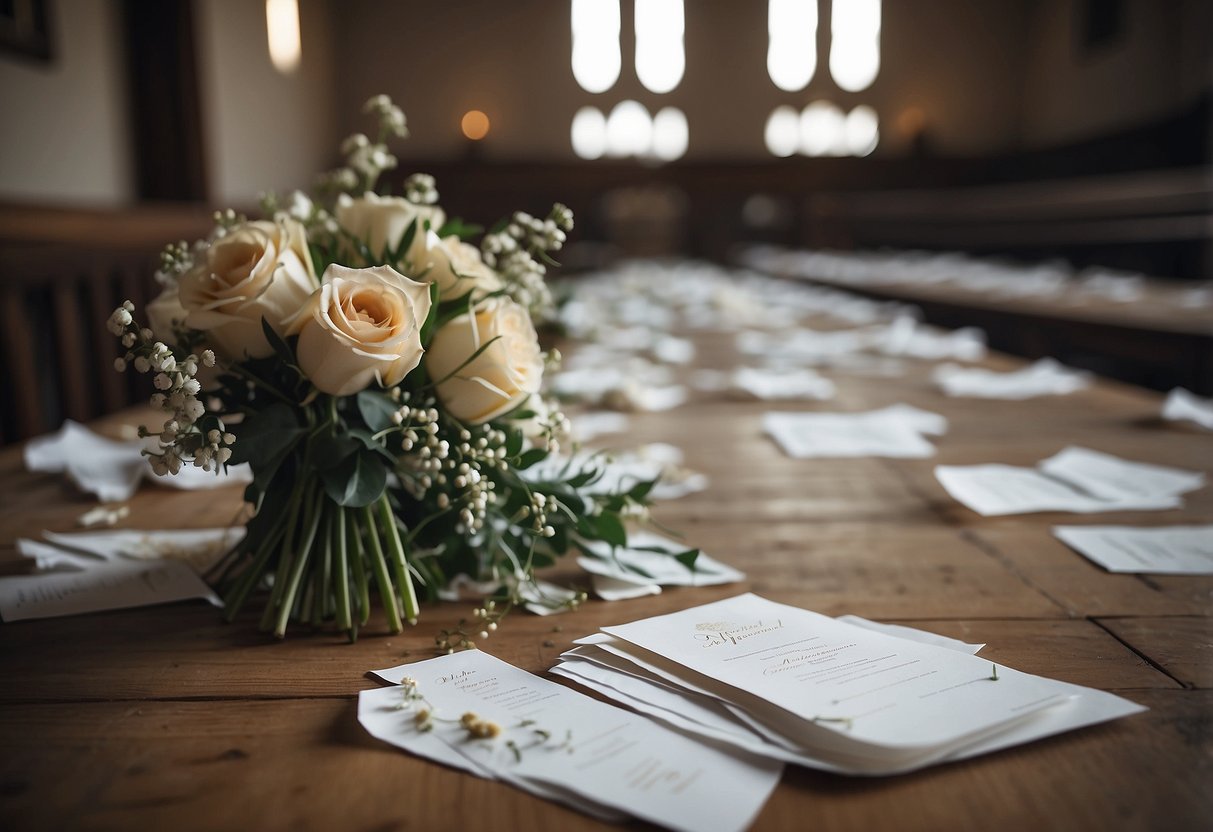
[312, 511, 333, 626]
[348, 510, 370, 626]
[273, 489, 325, 638]
[362, 504, 402, 634]
[333, 509, 352, 634]
[254, 484, 307, 629]
[222, 519, 287, 622]
[377, 494, 419, 624]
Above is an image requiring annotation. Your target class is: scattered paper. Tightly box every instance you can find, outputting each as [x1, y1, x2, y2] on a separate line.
[692, 367, 835, 401]
[878, 316, 986, 362]
[1053, 525, 1213, 574]
[578, 530, 744, 597]
[363, 650, 783, 832]
[933, 359, 1090, 399]
[935, 447, 1204, 516]
[16, 527, 244, 574]
[764, 405, 947, 459]
[569, 411, 630, 443]
[524, 443, 708, 501]
[24, 420, 252, 502]
[554, 593, 1143, 776]
[1162, 388, 1213, 431]
[0, 559, 221, 622]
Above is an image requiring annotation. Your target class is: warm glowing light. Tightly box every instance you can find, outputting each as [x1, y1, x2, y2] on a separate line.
[830, 0, 880, 92]
[800, 100, 846, 156]
[651, 107, 688, 160]
[571, 0, 621, 93]
[571, 106, 608, 159]
[895, 106, 926, 139]
[767, 0, 817, 92]
[764, 105, 800, 157]
[844, 105, 879, 156]
[606, 100, 652, 158]
[461, 110, 490, 141]
[266, 0, 302, 74]
[635, 0, 685, 94]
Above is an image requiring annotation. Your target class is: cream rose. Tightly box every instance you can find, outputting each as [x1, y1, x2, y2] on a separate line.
[426, 297, 544, 425]
[145, 284, 188, 344]
[288, 264, 432, 397]
[419, 229, 503, 301]
[335, 192, 445, 268]
[177, 219, 317, 359]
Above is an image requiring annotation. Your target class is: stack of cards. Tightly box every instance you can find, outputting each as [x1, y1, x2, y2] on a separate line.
[0, 527, 239, 622]
[359, 650, 782, 832]
[552, 594, 1144, 776]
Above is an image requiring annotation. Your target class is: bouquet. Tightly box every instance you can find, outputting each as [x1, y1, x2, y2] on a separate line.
[106, 96, 686, 641]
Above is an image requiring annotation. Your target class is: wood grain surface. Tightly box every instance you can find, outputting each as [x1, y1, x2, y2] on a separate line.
[1, 307, 1210, 832]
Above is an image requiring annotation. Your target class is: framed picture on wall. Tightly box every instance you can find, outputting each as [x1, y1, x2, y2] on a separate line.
[0, 0, 53, 63]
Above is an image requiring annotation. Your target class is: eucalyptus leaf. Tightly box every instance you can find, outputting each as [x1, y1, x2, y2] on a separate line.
[357, 390, 398, 432]
[322, 451, 388, 508]
[227, 404, 305, 469]
[312, 434, 360, 471]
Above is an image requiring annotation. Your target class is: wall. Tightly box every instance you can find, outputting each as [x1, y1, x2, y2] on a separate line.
[0, 0, 133, 205]
[1020, 0, 1212, 148]
[330, 0, 1033, 162]
[194, 0, 338, 205]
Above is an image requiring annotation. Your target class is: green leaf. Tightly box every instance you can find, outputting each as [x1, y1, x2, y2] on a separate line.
[593, 512, 627, 548]
[312, 434, 360, 471]
[261, 317, 295, 366]
[627, 478, 657, 502]
[357, 390, 398, 432]
[387, 217, 419, 264]
[322, 451, 388, 508]
[419, 280, 441, 344]
[504, 429, 523, 458]
[436, 217, 484, 240]
[227, 403, 305, 469]
[516, 448, 547, 469]
[674, 549, 700, 571]
[346, 427, 396, 462]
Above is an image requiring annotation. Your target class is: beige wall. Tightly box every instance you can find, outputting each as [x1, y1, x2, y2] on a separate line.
[0, 0, 133, 205]
[329, 0, 1033, 161]
[195, 0, 338, 205]
[1020, 0, 1212, 148]
[1, 0, 1208, 208]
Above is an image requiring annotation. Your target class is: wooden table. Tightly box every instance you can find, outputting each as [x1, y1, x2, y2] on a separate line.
[2, 316, 1211, 831]
[747, 249, 1213, 395]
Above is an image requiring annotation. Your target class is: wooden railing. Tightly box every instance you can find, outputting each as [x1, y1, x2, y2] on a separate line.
[0, 203, 214, 444]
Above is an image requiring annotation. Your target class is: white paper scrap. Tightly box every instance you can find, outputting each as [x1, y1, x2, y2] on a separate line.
[935, 447, 1203, 517]
[0, 559, 221, 622]
[933, 359, 1091, 399]
[18, 527, 244, 574]
[23, 420, 252, 501]
[764, 405, 947, 459]
[578, 530, 744, 588]
[1053, 524, 1213, 574]
[367, 650, 782, 832]
[1162, 388, 1213, 430]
